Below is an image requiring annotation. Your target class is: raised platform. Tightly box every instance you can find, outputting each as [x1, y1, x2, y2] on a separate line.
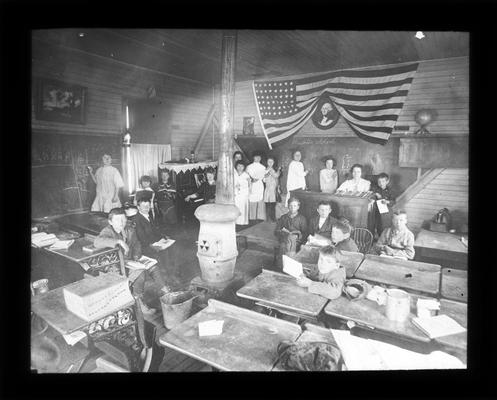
[237, 221, 278, 253]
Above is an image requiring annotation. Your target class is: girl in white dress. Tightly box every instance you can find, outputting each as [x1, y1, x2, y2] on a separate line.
[246, 153, 267, 221]
[285, 150, 308, 207]
[337, 163, 371, 193]
[89, 154, 124, 213]
[263, 156, 281, 222]
[234, 161, 250, 225]
[319, 156, 338, 194]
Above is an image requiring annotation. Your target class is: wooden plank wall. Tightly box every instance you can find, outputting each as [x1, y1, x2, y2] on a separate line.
[32, 40, 215, 160]
[232, 56, 468, 138]
[404, 168, 469, 232]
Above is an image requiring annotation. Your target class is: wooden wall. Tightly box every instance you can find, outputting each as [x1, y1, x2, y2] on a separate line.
[32, 39, 215, 217]
[403, 168, 469, 231]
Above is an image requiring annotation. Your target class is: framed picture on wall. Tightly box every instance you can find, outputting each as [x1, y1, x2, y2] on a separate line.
[35, 78, 87, 124]
[243, 116, 255, 135]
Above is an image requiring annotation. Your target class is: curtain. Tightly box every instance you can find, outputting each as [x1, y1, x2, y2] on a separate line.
[125, 143, 171, 193]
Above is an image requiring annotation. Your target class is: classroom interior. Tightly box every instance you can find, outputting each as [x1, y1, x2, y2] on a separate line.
[30, 29, 469, 373]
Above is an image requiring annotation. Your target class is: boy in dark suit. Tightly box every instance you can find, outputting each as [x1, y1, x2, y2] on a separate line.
[307, 201, 338, 246]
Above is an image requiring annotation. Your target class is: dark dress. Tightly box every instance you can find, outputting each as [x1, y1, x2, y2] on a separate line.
[155, 182, 177, 224]
[370, 184, 396, 236]
[308, 215, 338, 239]
[197, 181, 216, 203]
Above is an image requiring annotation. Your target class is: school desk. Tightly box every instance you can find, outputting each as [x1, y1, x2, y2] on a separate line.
[414, 229, 468, 270]
[236, 269, 329, 319]
[31, 280, 145, 371]
[354, 254, 441, 296]
[436, 299, 467, 359]
[441, 268, 467, 303]
[158, 299, 302, 371]
[55, 212, 109, 236]
[293, 245, 365, 278]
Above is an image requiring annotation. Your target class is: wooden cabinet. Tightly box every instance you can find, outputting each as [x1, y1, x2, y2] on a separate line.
[290, 189, 370, 229]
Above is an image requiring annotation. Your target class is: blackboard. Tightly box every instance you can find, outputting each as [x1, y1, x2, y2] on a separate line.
[32, 132, 121, 218]
[399, 137, 469, 168]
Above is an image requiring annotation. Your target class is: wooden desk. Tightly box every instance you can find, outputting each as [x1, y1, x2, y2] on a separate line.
[293, 245, 365, 278]
[159, 299, 302, 371]
[324, 293, 431, 343]
[290, 189, 371, 229]
[31, 281, 144, 371]
[441, 268, 467, 303]
[354, 254, 441, 296]
[436, 299, 467, 355]
[236, 269, 329, 318]
[414, 229, 468, 269]
[55, 212, 109, 236]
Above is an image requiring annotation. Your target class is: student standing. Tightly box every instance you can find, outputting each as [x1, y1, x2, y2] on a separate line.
[234, 161, 251, 226]
[370, 172, 396, 238]
[285, 150, 309, 207]
[88, 153, 124, 213]
[319, 156, 338, 194]
[263, 156, 281, 222]
[246, 152, 266, 221]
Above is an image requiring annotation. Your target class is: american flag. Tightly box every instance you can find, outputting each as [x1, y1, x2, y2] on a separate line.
[253, 62, 419, 148]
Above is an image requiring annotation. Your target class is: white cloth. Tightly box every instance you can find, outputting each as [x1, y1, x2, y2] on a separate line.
[319, 168, 338, 193]
[234, 171, 250, 225]
[91, 165, 124, 213]
[129, 143, 171, 193]
[246, 162, 266, 202]
[263, 167, 280, 203]
[337, 178, 371, 193]
[285, 160, 307, 207]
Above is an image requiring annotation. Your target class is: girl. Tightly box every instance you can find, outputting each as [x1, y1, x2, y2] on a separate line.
[263, 156, 281, 222]
[246, 152, 266, 221]
[156, 169, 177, 225]
[185, 167, 216, 204]
[319, 156, 338, 194]
[88, 153, 124, 213]
[337, 163, 371, 193]
[134, 175, 156, 219]
[285, 150, 309, 207]
[234, 161, 251, 226]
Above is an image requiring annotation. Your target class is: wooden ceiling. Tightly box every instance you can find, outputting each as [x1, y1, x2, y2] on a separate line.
[32, 29, 469, 85]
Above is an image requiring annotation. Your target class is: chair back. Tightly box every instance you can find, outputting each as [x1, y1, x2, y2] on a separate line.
[351, 228, 373, 254]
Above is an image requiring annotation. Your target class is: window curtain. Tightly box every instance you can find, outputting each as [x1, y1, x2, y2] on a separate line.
[125, 143, 171, 193]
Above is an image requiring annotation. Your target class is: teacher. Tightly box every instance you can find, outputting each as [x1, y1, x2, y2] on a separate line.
[337, 163, 371, 193]
[88, 153, 124, 213]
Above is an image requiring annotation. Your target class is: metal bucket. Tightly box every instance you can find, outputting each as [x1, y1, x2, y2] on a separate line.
[160, 291, 197, 330]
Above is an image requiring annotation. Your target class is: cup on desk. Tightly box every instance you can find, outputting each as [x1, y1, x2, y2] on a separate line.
[385, 289, 410, 322]
[31, 279, 49, 296]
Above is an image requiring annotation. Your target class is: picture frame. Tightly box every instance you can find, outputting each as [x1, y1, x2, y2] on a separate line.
[35, 78, 87, 124]
[243, 116, 255, 135]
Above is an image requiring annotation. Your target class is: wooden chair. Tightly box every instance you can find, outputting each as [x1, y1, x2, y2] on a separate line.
[351, 228, 374, 254]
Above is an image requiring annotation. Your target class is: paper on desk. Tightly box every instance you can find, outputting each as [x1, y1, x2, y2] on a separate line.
[376, 200, 389, 214]
[151, 238, 175, 250]
[125, 255, 158, 270]
[331, 329, 465, 370]
[49, 239, 74, 250]
[198, 320, 224, 337]
[282, 255, 303, 278]
[62, 330, 87, 346]
[416, 298, 440, 311]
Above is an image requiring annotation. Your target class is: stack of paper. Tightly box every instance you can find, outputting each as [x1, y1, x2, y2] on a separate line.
[282, 255, 303, 278]
[198, 320, 224, 337]
[412, 314, 466, 339]
[32, 232, 57, 247]
[125, 255, 158, 270]
[376, 200, 389, 214]
[151, 238, 176, 250]
[49, 239, 75, 250]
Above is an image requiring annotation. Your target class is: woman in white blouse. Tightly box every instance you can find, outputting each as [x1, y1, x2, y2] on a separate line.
[285, 150, 309, 207]
[337, 163, 371, 193]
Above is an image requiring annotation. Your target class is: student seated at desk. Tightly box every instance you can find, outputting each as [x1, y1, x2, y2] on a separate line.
[374, 210, 415, 260]
[133, 175, 155, 219]
[94, 207, 169, 315]
[184, 167, 216, 204]
[331, 218, 359, 252]
[296, 245, 346, 300]
[306, 201, 338, 246]
[275, 197, 308, 262]
[155, 169, 177, 225]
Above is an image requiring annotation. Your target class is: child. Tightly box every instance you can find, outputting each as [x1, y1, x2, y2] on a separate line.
[375, 210, 415, 260]
[296, 245, 346, 300]
[285, 150, 309, 207]
[234, 161, 251, 226]
[185, 167, 216, 204]
[155, 169, 177, 225]
[246, 152, 267, 221]
[370, 172, 396, 238]
[134, 175, 155, 219]
[319, 156, 338, 194]
[331, 218, 359, 252]
[263, 156, 281, 222]
[94, 208, 169, 315]
[307, 201, 338, 246]
[274, 197, 308, 263]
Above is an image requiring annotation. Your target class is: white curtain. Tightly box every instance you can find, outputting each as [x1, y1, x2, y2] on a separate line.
[127, 143, 171, 193]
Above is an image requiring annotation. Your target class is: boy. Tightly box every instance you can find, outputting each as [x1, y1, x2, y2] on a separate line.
[94, 208, 169, 314]
[375, 210, 415, 260]
[331, 218, 359, 252]
[274, 197, 308, 263]
[296, 245, 346, 300]
[134, 175, 155, 219]
[155, 169, 177, 225]
[307, 201, 338, 246]
[371, 172, 396, 238]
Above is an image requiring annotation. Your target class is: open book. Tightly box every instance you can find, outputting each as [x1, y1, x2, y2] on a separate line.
[125, 255, 158, 271]
[282, 255, 303, 279]
[412, 314, 466, 339]
[151, 238, 176, 251]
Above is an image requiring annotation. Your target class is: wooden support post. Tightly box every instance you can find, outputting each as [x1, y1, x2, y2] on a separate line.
[215, 30, 237, 205]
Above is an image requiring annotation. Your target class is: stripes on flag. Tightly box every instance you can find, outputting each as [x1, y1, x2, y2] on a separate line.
[253, 62, 419, 148]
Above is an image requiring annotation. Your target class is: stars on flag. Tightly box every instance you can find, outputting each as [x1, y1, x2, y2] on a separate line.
[254, 80, 298, 117]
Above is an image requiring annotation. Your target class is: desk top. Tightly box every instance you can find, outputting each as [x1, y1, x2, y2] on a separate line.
[436, 299, 467, 352]
[415, 229, 467, 254]
[354, 254, 441, 295]
[236, 269, 329, 317]
[159, 299, 302, 371]
[294, 245, 365, 278]
[324, 293, 431, 343]
[56, 212, 109, 236]
[46, 237, 113, 263]
[441, 268, 467, 303]
[31, 281, 134, 336]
